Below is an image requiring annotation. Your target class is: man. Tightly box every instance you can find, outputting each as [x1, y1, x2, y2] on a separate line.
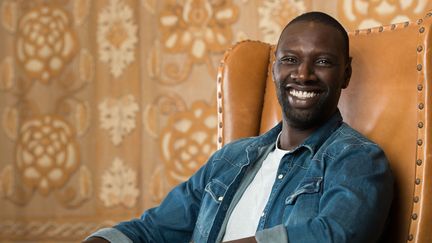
[85, 12, 393, 243]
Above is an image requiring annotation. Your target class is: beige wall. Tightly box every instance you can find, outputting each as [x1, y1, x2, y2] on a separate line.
[0, 0, 430, 241]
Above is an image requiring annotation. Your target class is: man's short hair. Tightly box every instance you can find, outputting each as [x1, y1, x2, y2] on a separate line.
[278, 12, 350, 61]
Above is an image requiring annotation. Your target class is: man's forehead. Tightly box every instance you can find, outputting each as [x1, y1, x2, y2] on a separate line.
[277, 21, 345, 47]
[281, 21, 338, 38]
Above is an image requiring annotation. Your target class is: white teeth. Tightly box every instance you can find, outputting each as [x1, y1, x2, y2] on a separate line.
[289, 89, 317, 99]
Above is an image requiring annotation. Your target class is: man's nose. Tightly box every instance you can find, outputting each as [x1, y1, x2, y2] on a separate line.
[291, 62, 316, 82]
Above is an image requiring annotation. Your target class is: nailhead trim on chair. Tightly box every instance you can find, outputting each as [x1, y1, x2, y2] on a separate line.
[354, 20, 414, 36]
[216, 39, 272, 149]
[350, 15, 430, 243]
[313, 18, 428, 242]
[410, 11, 429, 242]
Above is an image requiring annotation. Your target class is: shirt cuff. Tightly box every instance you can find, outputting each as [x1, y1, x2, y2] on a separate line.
[85, 227, 133, 243]
[255, 225, 288, 243]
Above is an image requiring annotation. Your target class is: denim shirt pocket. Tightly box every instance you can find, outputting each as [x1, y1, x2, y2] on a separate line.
[285, 177, 323, 205]
[194, 179, 228, 239]
[204, 179, 228, 203]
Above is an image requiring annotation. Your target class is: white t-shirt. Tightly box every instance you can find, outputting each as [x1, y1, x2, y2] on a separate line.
[222, 134, 290, 241]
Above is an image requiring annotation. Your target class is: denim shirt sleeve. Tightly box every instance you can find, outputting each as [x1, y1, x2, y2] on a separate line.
[85, 228, 132, 243]
[256, 143, 393, 243]
[112, 153, 215, 243]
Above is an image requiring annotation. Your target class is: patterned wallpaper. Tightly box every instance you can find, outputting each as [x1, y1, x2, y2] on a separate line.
[0, 0, 430, 241]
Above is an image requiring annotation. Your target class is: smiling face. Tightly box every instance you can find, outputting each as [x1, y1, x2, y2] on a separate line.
[273, 21, 351, 130]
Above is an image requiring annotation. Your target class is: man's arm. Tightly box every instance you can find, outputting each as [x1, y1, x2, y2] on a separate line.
[255, 144, 393, 243]
[82, 159, 212, 242]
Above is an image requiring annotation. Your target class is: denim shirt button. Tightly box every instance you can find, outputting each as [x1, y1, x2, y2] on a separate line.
[217, 196, 223, 202]
[261, 212, 265, 217]
[277, 174, 284, 179]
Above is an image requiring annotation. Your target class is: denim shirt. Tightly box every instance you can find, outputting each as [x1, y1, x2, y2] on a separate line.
[111, 111, 393, 243]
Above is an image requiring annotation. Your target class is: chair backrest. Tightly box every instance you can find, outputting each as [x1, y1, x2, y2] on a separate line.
[216, 16, 432, 243]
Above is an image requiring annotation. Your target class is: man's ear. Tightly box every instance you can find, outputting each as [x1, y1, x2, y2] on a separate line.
[342, 57, 352, 89]
[271, 60, 276, 83]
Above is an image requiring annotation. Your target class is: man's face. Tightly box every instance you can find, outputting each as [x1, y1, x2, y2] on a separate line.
[272, 21, 351, 129]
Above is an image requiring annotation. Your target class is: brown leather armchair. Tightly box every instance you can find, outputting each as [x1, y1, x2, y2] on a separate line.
[216, 16, 432, 243]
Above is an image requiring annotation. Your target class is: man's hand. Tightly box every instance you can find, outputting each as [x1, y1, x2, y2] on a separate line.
[82, 236, 110, 243]
[223, 236, 257, 243]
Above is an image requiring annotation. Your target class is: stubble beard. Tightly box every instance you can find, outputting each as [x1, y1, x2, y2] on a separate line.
[277, 86, 330, 130]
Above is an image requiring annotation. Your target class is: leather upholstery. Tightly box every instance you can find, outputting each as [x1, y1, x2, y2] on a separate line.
[216, 17, 432, 243]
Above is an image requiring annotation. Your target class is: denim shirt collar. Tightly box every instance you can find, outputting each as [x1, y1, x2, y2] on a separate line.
[250, 110, 343, 156]
[300, 110, 343, 154]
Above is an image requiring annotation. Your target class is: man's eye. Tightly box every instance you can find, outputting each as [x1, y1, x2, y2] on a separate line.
[316, 59, 332, 66]
[280, 57, 297, 64]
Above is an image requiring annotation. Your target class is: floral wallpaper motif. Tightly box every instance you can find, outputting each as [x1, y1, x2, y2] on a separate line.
[160, 0, 238, 62]
[97, 0, 138, 78]
[150, 0, 238, 83]
[258, 0, 307, 43]
[0, 0, 93, 210]
[0, 0, 430, 241]
[1, 0, 17, 33]
[143, 92, 187, 138]
[99, 95, 139, 146]
[150, 101, 217, 202]
[16, 4, 77, 83]
[15, 115, 79, 196]
[77, 48, 95, 85]
[0, 113, 92, 207]
[338, 0, 432, 29]
[2, 106, 18, 140]
[0, 56, 15, 91]
[100, 157, 139, 208]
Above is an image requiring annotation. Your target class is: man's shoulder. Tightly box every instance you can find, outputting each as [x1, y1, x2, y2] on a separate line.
[212, 130, 277, 165]
[333, 122, 380, 146]
[323, 122, 386, 158]
[216, 136, 259, 157]
[322, 122, 393, 187]
[218, 123, 281, 153]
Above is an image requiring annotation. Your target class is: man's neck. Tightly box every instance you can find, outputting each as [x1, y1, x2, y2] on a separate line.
[278, 120, 318, 151]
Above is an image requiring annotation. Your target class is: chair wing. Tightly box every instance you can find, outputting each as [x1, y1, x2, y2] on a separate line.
[216, 17, 432, 243]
